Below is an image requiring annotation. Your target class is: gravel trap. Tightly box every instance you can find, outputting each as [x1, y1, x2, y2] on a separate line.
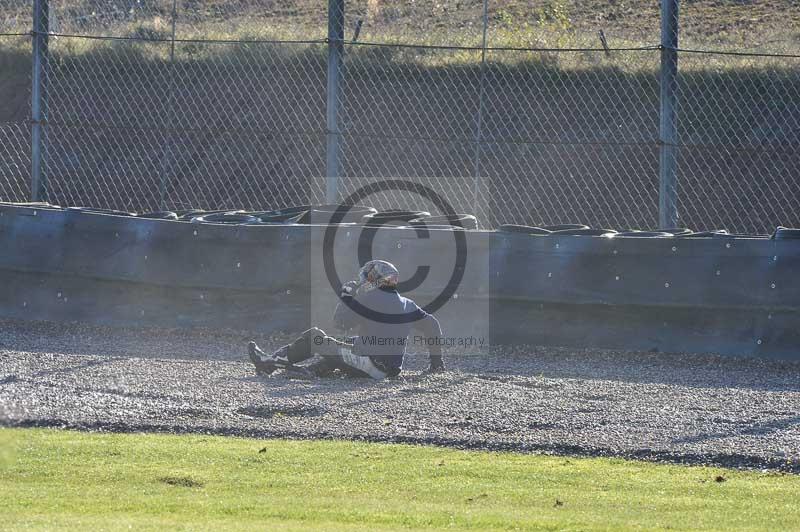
[1, 318, 798, 473]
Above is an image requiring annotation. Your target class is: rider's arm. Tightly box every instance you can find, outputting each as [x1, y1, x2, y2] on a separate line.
[333, 281, 361, 331]
[410, 304, 444, 371]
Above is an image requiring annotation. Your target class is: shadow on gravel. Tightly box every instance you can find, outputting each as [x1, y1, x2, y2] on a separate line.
[673, 415, 800, 445]
[238, 404, 325, 419]
[29, 359, 113, 378]
[0, 318, 260, 362]
[21, 379, 183, 403]
[446, 350, 800, 393]
[248, 372, 472, 407]
[0, 375, 19, 385]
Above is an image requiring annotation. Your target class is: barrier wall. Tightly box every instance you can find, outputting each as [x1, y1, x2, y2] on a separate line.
[0, 203, 797, 360]
[490, 231, 799, 359]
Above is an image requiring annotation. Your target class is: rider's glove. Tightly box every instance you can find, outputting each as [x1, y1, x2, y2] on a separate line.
[340, 280, 360, 298]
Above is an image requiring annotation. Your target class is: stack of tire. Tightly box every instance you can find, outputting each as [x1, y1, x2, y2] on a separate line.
[497, 223, 790, 239]
[132, 204, 479, 230]
[25, 203, 798, 238]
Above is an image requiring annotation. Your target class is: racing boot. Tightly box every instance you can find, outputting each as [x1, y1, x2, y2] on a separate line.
[248, 341, 290, 375]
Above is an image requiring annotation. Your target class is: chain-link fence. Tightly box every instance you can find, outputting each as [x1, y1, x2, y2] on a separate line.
[1, 0, 798, 233]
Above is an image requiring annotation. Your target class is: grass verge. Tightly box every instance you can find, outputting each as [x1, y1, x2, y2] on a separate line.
[0, 428, 799, 530]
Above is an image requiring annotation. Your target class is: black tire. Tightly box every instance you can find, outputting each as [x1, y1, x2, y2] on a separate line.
[541, 224, 589, 232]
[407, 224, 466, 231]
[498, 224, 552, 235]
[255, 212, 306, 224]
[409, 214, 477, 230]
[772, 226, 800, 240]
[615, 231, 674, 237]
[678, 230, 730, 238]
[253, 205, 314, 222]
[66, 206, 135, 216]
[550, 228, 617, 236]
[138, 211, 179, 220]
[176, 209, 231, 221]
[249, 209, 309, 223]
[361, 219, 409, 228]
[191, 212, 262, 224]
[174, 209, 202, 216]
[362, 210, 430, 226]
[301, 204, 377, 214]
[296, 205, 377, 224]
[660, 227, 693, 236]
[268, 205, 314, 217]
[0, 201, 60, 208]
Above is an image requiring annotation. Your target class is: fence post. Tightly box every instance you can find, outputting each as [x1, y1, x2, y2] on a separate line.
[158, 0, 179, 210]
[472, 0, 489, 225]
[659, 0, 679, 229]
[31, 0, 49, 202]
[326, 0, 344, 204]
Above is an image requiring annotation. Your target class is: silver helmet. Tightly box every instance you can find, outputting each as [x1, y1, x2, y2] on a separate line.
[358, 259, 399, 290]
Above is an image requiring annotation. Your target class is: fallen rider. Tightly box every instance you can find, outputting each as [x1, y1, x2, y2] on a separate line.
[248, 259, 445, 379]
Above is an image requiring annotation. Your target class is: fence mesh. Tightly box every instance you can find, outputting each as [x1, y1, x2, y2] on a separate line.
[0, 26, 30, 203]
[0, 0, 798, 234]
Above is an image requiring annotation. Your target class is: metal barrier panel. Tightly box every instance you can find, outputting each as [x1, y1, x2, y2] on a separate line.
[1, 204, 797, 360]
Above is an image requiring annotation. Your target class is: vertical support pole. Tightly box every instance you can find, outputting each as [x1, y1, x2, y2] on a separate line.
[158, 0, 179, 211]
[326, 0, 344, 204]
[659, 0, 680, 229]
[31, 0, 49, 202]
[472, 0, 489, 224]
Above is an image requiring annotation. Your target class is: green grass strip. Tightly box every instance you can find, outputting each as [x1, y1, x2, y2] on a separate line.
[0, 428, 798, 530]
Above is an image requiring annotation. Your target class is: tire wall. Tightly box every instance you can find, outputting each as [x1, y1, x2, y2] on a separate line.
[0, 204, 797, 360]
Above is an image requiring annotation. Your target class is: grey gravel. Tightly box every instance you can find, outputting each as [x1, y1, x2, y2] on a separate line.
[1, 318, 799, 472]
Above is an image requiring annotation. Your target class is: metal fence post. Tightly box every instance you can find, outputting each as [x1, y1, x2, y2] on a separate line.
[659, 0, 680, 229]
[158, 0, 179, 210]
[326, 0, 344, 204]
[31, 0, 49, 202]
[472, 0, 489, 225]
